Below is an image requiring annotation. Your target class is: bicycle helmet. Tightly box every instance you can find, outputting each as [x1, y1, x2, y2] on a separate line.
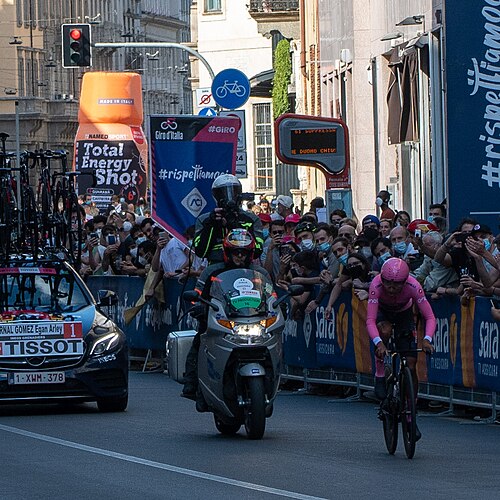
[380, 257, 410, 282]
[223, 229, 255, 266]
[211, 174, 242, 208]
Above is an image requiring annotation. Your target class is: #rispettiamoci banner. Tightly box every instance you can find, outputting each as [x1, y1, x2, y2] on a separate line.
[150, 115, 239, 241]
[74, 72, 148, 210]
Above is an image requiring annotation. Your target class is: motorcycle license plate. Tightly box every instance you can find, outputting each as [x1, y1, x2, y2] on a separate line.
[8, 372, 65, 385]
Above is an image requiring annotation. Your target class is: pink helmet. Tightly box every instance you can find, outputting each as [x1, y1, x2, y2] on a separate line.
[380, 257, 409, 282]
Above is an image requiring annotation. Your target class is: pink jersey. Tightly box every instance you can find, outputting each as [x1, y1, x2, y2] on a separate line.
[366, 274, 436, 343]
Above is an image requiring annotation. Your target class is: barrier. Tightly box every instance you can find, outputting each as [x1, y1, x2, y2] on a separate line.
[86, 276, 196, 352]
[282, 289, 499, 417]
[86, 275, 499, 416]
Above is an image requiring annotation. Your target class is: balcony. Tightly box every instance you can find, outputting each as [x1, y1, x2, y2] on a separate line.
[248, 0, 300, 39]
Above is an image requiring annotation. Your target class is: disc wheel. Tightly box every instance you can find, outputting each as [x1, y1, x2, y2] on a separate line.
[401, 366, 417, 459]
[382, 378, 398, 455]
[244, 377, 266, 440]
[214, 415, 241, 435]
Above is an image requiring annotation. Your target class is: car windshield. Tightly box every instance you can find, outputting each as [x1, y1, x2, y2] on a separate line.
[0, 266, 91, 313]
[209, 269, 274, 318]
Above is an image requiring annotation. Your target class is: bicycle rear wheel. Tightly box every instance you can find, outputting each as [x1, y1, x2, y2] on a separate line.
[401, 366, 416, 459]
[382, 376, 398, 455]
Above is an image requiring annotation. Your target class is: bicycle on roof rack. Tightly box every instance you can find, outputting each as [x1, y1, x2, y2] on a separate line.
[0, 138, 96, 269]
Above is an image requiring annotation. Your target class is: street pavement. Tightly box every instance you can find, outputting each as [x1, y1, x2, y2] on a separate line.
[0, 371, 499, 499]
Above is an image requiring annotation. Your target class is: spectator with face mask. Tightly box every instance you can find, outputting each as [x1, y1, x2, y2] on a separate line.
[390, 225, 420, 268]
[304, 224, 340, 314]
[294, 221, 317, 251]
[371, 237, 393, 272]
[393, 210, 411, 228]
[375, 190, 395, 221]
[329, 209, 346, 227]
[325, 252, 373, 318]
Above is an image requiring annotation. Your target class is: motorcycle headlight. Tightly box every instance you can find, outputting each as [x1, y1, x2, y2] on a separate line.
[90, 331, 120, 356]
[233, 323, 265, 337]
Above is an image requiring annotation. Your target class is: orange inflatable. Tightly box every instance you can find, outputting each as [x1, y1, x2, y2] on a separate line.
[74, 72, 148, 209]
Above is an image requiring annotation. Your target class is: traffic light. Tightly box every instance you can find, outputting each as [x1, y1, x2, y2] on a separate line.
[62, 23, 92, 68]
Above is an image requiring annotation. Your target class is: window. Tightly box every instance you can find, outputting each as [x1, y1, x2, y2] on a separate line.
[204, 0, 221, 13]
[253, 103, 274, 191]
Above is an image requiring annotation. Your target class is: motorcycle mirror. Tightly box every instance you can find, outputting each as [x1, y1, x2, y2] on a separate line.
[183, 290, 199, 302]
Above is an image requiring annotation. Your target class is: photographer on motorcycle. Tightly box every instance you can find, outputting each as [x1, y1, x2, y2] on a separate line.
[182, 229, 270, 403]
[193, 174, 264, 264]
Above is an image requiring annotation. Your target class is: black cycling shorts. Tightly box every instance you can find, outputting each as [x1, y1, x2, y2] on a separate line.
[376, 307, 417, 357]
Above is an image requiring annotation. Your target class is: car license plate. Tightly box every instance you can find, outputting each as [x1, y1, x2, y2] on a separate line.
[8, 372, 65, 385]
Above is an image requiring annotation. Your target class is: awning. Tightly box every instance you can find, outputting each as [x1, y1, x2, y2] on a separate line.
[249, 69, 274, 98]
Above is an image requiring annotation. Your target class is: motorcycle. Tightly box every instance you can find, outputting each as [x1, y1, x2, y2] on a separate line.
[182, 268, 302, 440]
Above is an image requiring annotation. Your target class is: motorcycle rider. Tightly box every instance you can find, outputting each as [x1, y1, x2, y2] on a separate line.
[193, 174, 264, 263]
[182, 229, 271, 403]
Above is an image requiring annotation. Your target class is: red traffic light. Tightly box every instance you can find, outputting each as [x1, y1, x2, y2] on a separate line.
[70, 29, 82, 40]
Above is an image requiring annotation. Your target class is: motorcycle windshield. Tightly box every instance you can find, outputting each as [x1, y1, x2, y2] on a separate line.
[210, 269, 273, 318]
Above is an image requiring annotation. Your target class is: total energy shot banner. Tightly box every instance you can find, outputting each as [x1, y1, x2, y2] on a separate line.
[74, 72, 148, 209]
[150, 115, 239, 241]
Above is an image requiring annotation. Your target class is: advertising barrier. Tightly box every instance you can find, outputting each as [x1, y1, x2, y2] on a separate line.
[86, 276, 499, 401]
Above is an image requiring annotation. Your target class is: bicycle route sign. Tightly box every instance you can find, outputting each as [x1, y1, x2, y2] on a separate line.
[211, 68, 250, 110]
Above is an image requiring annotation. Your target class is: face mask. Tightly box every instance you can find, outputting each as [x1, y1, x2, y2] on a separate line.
[360, 247, 372, 259]
[346, 264, 364, 279]
[427, 215, 434, 223]
[300, 239, 315, 250]
[262, 228, 270, 239]
[120, 197, 125, 203]
[96, 228, 102, 237]
[187, 239, 193, 247]
[138, 255, 147, 266]
[130, 247, 138, 258]
[136, 236, 147, 245]
[123, 221, 132, 232]
[317, 242, 331, 253]
[394, 241, 407, 255]
[378, 251, 391, 265]
[375, 197, 384, 207]
[338, 253, 348, 266]
[484, 239, 492, 251]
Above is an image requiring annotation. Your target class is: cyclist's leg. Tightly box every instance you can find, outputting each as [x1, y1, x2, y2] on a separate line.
[373, 311, 392, 399]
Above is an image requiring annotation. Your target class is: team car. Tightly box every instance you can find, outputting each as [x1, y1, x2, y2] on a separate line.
[0, 258, 128, 411]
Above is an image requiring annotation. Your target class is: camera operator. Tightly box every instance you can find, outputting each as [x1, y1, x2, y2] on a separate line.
[193, 174, 264, 264]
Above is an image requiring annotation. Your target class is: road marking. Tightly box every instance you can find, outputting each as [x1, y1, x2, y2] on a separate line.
[0, 424, 327, 500]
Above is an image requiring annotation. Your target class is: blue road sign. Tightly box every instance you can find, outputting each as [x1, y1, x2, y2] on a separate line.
[198, 107, 217, 116]
[211, 68, 250, 110]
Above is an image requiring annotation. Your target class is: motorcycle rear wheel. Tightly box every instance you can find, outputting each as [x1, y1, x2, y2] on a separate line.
[244, 377, 266, 440]
[214, 415, 241, 435]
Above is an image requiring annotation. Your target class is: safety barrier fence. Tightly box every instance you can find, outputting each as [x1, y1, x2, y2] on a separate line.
[86, 276, 499, 419]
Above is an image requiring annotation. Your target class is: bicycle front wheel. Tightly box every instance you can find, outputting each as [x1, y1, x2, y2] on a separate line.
[382, 377, 398, 455]
[401, 366, 416, 459]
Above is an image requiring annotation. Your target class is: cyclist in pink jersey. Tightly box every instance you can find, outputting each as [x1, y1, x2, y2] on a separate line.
[367, 258, 435, 435]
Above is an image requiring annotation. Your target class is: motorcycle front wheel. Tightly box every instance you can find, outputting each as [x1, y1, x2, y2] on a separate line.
[244, 377, 266, 440]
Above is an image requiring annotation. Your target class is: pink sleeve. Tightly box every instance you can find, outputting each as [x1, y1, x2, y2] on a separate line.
[366, 279, 381, 343]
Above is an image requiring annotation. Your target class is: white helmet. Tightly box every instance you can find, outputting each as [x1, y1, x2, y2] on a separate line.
[211, 174, 242, 208]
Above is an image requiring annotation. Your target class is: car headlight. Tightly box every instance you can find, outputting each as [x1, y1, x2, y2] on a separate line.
[90, 331, 120, 356]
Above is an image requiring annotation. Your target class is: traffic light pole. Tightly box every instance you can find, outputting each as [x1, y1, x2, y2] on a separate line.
[92, 42, 215, 80]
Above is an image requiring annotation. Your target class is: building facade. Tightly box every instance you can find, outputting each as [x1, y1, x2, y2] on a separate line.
[0, 0, 192, 156]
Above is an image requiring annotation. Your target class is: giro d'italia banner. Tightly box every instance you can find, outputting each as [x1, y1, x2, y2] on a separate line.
[150, 115, 239, 241]
[445, 1, 500, 230]
[74, 72, 148, 209]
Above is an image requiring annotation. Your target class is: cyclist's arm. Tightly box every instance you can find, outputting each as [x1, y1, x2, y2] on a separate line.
[366, 284, 382, 345]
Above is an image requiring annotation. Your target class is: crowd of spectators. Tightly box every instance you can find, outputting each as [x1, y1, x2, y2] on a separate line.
[76, 190, 500, 322]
